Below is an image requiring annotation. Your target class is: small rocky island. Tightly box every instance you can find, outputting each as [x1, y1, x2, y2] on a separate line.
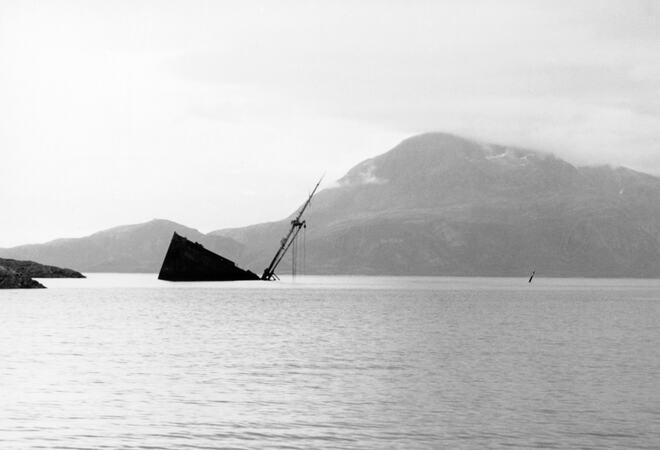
[0, 258, 85, 289]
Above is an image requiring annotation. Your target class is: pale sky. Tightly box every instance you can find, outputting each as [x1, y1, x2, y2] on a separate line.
[1, 0, 659, 247]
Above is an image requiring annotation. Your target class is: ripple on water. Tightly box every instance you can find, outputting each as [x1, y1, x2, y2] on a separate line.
[1, 276, 660, 449]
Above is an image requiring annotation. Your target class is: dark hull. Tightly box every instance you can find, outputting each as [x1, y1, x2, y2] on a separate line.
[158, 232, 259, 281]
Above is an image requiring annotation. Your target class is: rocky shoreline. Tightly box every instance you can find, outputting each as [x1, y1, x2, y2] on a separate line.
[0, 265, 45, 289]
[0, 258, 84, 289]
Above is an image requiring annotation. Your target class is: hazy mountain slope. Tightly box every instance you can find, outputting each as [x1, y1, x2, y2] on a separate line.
[213, 133, 660, 277]
[4, 133, 660, 277]
[0, 219, 245, 273]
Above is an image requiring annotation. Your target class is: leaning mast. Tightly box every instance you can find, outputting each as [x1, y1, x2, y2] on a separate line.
[261, 177, 323, 281]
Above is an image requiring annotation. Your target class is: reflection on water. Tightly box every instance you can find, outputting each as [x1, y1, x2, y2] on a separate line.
[1, 275, 659, 449]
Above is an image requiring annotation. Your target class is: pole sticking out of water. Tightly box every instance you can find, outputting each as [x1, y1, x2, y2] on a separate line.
[261, 176, 323, 281]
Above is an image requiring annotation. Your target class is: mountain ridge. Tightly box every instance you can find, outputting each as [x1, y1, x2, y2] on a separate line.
[210, 132, 660, 277]
[3, 132, 660, 277]
[0, 218, 246, 273]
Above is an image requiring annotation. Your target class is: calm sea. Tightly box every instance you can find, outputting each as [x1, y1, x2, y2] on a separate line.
[1, 275, 659, 449]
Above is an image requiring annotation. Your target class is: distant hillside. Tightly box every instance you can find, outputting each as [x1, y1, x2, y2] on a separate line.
[0, 219, 245, 273]
[4, 133, 660, 277]
[212, 133, 660, 277]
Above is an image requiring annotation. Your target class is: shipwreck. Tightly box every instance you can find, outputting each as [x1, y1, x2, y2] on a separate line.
[158, 178, 322, 282]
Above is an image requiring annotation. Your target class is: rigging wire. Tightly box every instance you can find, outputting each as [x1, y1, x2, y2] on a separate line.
[292, 234, 297, 280]
[304, 200, 310, 276]
[303, 224, 306, 276]
[261, 176, 322, 281]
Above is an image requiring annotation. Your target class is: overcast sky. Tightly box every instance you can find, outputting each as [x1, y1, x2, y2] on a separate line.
[1, 0, 659, 247]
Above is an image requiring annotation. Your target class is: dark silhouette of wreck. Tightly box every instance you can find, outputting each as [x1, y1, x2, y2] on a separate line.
[158, 233, 259, 281]
[158, 177, 322, 282]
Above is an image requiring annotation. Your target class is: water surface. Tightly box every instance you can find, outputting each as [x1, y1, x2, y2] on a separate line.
[1, 275, 659, 449]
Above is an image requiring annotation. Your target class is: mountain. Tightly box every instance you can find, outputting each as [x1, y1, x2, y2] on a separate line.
[0, 219, 245, 273]
[4, 133, 660, 277]
[211, 133, 660, 277]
